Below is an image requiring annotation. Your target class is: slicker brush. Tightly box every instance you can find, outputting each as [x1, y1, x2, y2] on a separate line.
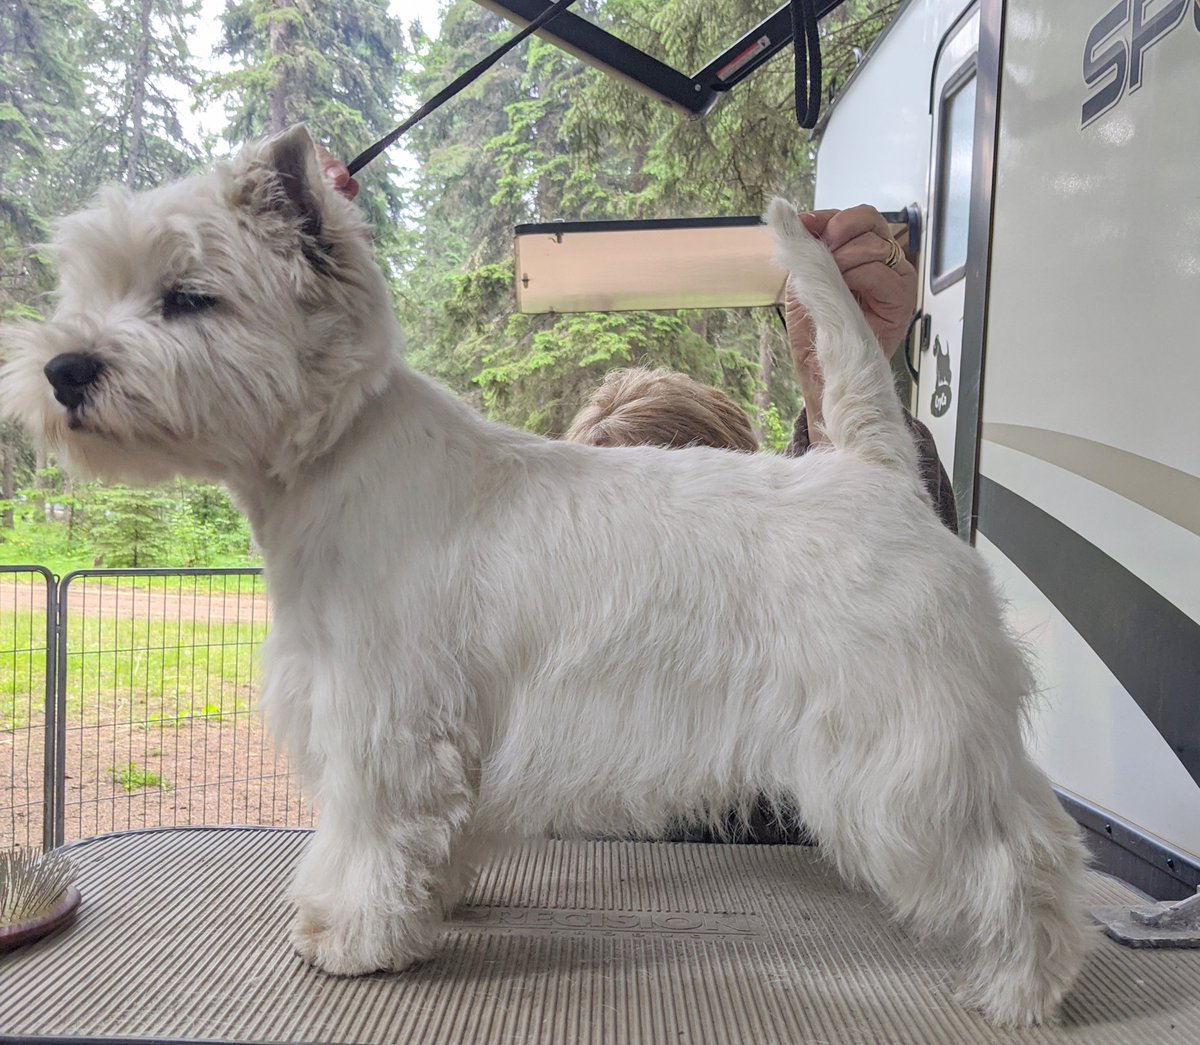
[0, 848, 81, 953]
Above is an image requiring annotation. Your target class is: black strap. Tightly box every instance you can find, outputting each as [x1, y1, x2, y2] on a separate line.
[790, 0, 822, 129]
[346, 0, 578, 176]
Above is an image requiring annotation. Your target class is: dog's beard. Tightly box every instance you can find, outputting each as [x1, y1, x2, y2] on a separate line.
[39, 408, 194, 485]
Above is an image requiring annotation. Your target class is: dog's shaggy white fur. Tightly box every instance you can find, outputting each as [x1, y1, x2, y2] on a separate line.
[1, 126, 1090, 1026]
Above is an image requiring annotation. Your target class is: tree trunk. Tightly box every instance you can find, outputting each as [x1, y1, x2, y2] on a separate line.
[755, 316, 773, 439]
[34, 445, 46, 521]
[124, 0, 154, 186]
[66, 477, 76, 545]
[1, 443, 13, 530]
[268, 0, 295, 134]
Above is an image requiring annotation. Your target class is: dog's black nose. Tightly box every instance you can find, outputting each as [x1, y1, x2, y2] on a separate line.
[44, 353, 102, 410]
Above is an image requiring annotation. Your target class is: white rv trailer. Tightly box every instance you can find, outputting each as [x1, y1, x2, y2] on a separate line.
[809, 0, 1200, 898]
[8, 6, 1200, 1041]
[503, 0, 1200, 900]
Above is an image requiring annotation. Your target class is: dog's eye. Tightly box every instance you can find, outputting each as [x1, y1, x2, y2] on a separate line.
[162, 288, 219, 319]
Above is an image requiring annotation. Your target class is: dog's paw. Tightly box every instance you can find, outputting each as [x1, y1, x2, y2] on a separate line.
[291, 900, 435, 976]
[955, 975, 1066, 1029]
[954, 925, 1087, 1028]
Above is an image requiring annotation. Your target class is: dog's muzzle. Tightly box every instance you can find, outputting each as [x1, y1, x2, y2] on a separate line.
[44, 353, 103, 410]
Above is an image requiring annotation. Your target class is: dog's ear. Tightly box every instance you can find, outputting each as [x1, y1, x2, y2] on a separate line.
[266, 125, 322, 234]
[234, 124, 332, 268]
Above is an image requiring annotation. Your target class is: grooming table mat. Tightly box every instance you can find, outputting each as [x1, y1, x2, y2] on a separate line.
[2, 828, 1199, 1043]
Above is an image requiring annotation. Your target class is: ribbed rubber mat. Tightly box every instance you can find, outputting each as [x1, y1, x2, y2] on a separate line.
[1, 828, 1197, 1043]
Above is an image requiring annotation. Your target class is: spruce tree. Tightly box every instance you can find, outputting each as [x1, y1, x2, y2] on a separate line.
[79, 0, 206, 191]
[0, 0, 93, 315]
[208, 0, 410, 263]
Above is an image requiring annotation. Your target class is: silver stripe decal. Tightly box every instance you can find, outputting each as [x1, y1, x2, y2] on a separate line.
[983, 423, 1200, 537]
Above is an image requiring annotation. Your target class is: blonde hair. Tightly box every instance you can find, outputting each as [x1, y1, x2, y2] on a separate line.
[565, 368, 758, 453]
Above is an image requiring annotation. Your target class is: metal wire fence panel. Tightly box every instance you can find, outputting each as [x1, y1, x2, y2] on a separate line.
[0, 566, 55, 850]
[53, 569, 315, 845]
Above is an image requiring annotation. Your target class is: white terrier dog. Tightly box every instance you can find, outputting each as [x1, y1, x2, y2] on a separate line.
[2, 126, 1089, 1026]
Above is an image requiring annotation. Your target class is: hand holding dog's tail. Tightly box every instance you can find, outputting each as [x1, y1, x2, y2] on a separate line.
[765, 198, 920, 482]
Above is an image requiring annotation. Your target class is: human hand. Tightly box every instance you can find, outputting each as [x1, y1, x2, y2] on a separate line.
[785, 204, 917, 441]
[313, 142, 359, 200]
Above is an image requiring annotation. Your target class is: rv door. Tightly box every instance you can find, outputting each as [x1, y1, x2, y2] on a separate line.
[915, 8, 979, 487]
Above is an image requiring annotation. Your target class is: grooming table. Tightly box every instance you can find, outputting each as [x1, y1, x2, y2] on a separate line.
[2, 828, 1199, 1043]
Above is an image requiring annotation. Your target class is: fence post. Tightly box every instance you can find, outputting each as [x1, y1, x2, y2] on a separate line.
[50, 572, 72, 850]
[43, 567, 59, 851]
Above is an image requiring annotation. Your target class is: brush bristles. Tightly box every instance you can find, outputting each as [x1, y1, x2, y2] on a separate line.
[0, 848, 77, 924]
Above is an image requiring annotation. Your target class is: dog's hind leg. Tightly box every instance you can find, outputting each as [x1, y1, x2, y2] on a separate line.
[290, 728, 479, 976]
[790, 667, 1089, 1026]
[942, 761, 1092, 1026]
[434, 825, 502, 914]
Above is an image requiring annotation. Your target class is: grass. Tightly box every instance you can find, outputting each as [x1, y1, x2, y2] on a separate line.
[0, 524, 104, 578]
[62, 615, 266, 723]
[0, 573, 270, 732]
[111, 762, 168, 792]
[0, 599, 49, 732]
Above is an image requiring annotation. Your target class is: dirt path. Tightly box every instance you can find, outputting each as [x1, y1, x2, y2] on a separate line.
[0, 578, 271, 626]
[2, 712, 314, 850]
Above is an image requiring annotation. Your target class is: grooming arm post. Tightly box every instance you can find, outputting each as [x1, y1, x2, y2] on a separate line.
[1093, 888, 1200, 948]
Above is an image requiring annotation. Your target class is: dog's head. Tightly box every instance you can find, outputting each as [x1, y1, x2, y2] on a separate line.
[1, 125, 396, 486]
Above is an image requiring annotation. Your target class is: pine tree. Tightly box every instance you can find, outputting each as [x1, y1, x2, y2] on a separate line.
[403, 4, 554, 277]
[0, 0, 93, 316]
[207, 0, 410, 261]
[0, 1, 96, 516]
[77, 0, 206, 191]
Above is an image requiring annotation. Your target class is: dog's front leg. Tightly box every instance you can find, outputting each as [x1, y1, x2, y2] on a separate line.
[290, 728, 477, 976]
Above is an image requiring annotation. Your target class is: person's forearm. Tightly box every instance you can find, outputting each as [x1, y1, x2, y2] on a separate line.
[796, 372, 826, 446]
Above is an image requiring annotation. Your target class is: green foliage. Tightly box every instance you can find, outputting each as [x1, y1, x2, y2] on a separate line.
[754, 402, 793, 455]
[0, 0, 898, 570]
[397, 0, 902, 440]
[110, 763, 168, 791]
[167, 482, 255, 568]
[0, 0, 93, 313]
[1, 480, 255, 572]
[207, 0, 413, 270]
[84, 485, 176, 568]
[476, 308, 759, 437]
[0, 516, 94, 576]
[77, 0, 207, 190]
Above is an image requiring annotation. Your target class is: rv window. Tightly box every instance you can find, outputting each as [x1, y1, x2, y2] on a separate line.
[932, 66, 976, 288]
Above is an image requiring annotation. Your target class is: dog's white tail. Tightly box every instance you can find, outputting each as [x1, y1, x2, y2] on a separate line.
[765, 198, 920, 480]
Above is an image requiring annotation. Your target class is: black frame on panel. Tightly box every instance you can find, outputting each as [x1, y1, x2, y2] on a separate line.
[477, 1, 850, 116]
[928, 55, 978, 294]
[515, 210, 914, 238]
[953, 0, 1004, 539]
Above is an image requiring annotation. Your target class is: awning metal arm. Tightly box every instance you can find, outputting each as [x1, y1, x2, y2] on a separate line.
[476, 1, 849, 117]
